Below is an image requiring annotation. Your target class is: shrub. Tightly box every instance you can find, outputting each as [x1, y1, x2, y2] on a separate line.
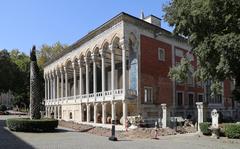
[199, 122, 211, 135]
[6, 118, 58, 132]
[0, 105, 7, 112]
[224, 123, 240, 139]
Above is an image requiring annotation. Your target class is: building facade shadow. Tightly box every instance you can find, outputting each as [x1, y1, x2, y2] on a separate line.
[0, 119, 34, 149]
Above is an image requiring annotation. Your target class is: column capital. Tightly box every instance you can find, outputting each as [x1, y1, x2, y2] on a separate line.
[196, 102, 203, 109]
[78, 59, 83, 68]
[101, 102, 107, 106]
[84, 57, 90, 64]
[51, 72, 55, 78]
[99, 49, 106, 58]
[55, 69, 59, 76]
[72, 62, 75, 69]
[109, 44, 115, 53]
[59, 68, 63, 74]
[91, 53, 97, 62]
[47, 73, 51, 79]
[161, 103, 167, 109]
[122, 100, 128, 104]
[64, 66, 67, 72]
[119, 38, 127, 46]
[111, 101, 116, 105]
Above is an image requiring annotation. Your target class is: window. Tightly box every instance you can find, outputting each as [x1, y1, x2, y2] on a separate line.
[158, 48, 165, 61]
[175, 48, 183, 57]
[198, 94, 203, 102]
[69, 112, 73, 119]
[144, 87, 153, 103]
[187, 71, 194, 85]
[196, 81, 203, 88]
[186, 52, 194, 61]
[177, 92, 183, 106]
[188, 93, 194, 106]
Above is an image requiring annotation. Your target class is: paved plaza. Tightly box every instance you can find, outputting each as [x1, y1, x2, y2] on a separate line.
[0, 115, 239, 149]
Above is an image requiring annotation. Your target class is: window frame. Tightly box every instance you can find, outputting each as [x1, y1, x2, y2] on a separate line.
[158, 48, 165, 61]
[197, 93, 204, 102]
[176, 91, 184, 106]
[188, 92, 194, 106]
[144, 86, 153, 104]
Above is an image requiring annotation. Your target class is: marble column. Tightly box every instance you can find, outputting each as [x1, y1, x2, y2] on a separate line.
[196, 102, 204, 132]
[100, 49, 105, 100]
[78, 60, 83, 97]
[85, 58, 89, 98]
[122, 101, 128, 127]
[110, 46, 115, 96]
[79, 104, 83, 122]
[54, 106, 57, 119]
[86, 104, 90, 122]
[47, 75, 50, 100]
[161, 103, 167, 128]
[49, 75, 52, 99]
[52, 72, 55, 100]
[94, 103, 98, 123]
[92, 54, 97, 100]
[111, 102, 116, 122]
[64, 67, 68, 98]
[60, 68, 64, 100]
[56, 70, 60, 100]
[102, 103, 106, 124]
[58, 106, 61, 120]
[121, 41, 126, 96]
[45, 106, 48, 117]
[72, 62, 76, 99]
[44, 76, 47, 100]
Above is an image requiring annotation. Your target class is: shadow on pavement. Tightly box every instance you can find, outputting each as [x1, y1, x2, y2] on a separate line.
[0, 119, 34, 149]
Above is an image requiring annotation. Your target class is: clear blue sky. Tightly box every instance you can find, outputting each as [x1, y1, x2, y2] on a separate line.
[0, 0, 172, 54]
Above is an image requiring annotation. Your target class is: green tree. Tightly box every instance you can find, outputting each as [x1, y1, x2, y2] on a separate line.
[164, 0, 240, 100]
[37, 42, 68, 105]
[30, 46, 41, 119]
[10, 49, 30, 108]
[0, 49, 19, 93]
[37, 41, 68, 67]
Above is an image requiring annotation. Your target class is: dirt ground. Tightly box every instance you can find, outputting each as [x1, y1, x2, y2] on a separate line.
[59, 120, 197, 139]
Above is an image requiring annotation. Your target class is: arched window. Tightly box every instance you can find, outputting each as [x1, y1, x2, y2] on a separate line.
[158, 48, 165, 61]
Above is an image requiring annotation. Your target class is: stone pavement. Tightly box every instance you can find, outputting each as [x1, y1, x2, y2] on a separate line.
[0, 115, 239, 149]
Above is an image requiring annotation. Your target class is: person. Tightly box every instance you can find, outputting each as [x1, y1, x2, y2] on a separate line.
[125, 119, 129, 132]
[153, 121, 159, 139]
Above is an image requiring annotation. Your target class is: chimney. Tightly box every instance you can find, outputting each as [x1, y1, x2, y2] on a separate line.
[140, 11, 145, 20]
[143, 15, 161, 27]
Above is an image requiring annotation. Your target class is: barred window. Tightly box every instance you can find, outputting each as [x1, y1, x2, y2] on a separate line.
[144, 87, 153, 103]
[177, 92, 183, 106]
[188, 93, 194, 106]
[158, 48, 165, 61]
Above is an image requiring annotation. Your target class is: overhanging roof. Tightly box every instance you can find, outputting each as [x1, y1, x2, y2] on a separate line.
[44, 12, 187, 67]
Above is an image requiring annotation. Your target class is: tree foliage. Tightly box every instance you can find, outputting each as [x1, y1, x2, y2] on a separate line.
[0, 49, 30, 108]
[0, 42, 67, 109]
[164, 0, 240, 100]
[30, 46, 41, 119]
[169, 57, 191, 82]
[37, 41, 67, 68]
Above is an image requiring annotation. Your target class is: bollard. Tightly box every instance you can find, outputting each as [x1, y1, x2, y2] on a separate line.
[175, 118, 177, 132]
[125, 119, 129, 132]
[153, 121, 159, 139]
[109, 120, 118, 141]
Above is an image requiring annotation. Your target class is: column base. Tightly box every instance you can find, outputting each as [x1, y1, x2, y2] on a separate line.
[108, 136, 118, 141]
